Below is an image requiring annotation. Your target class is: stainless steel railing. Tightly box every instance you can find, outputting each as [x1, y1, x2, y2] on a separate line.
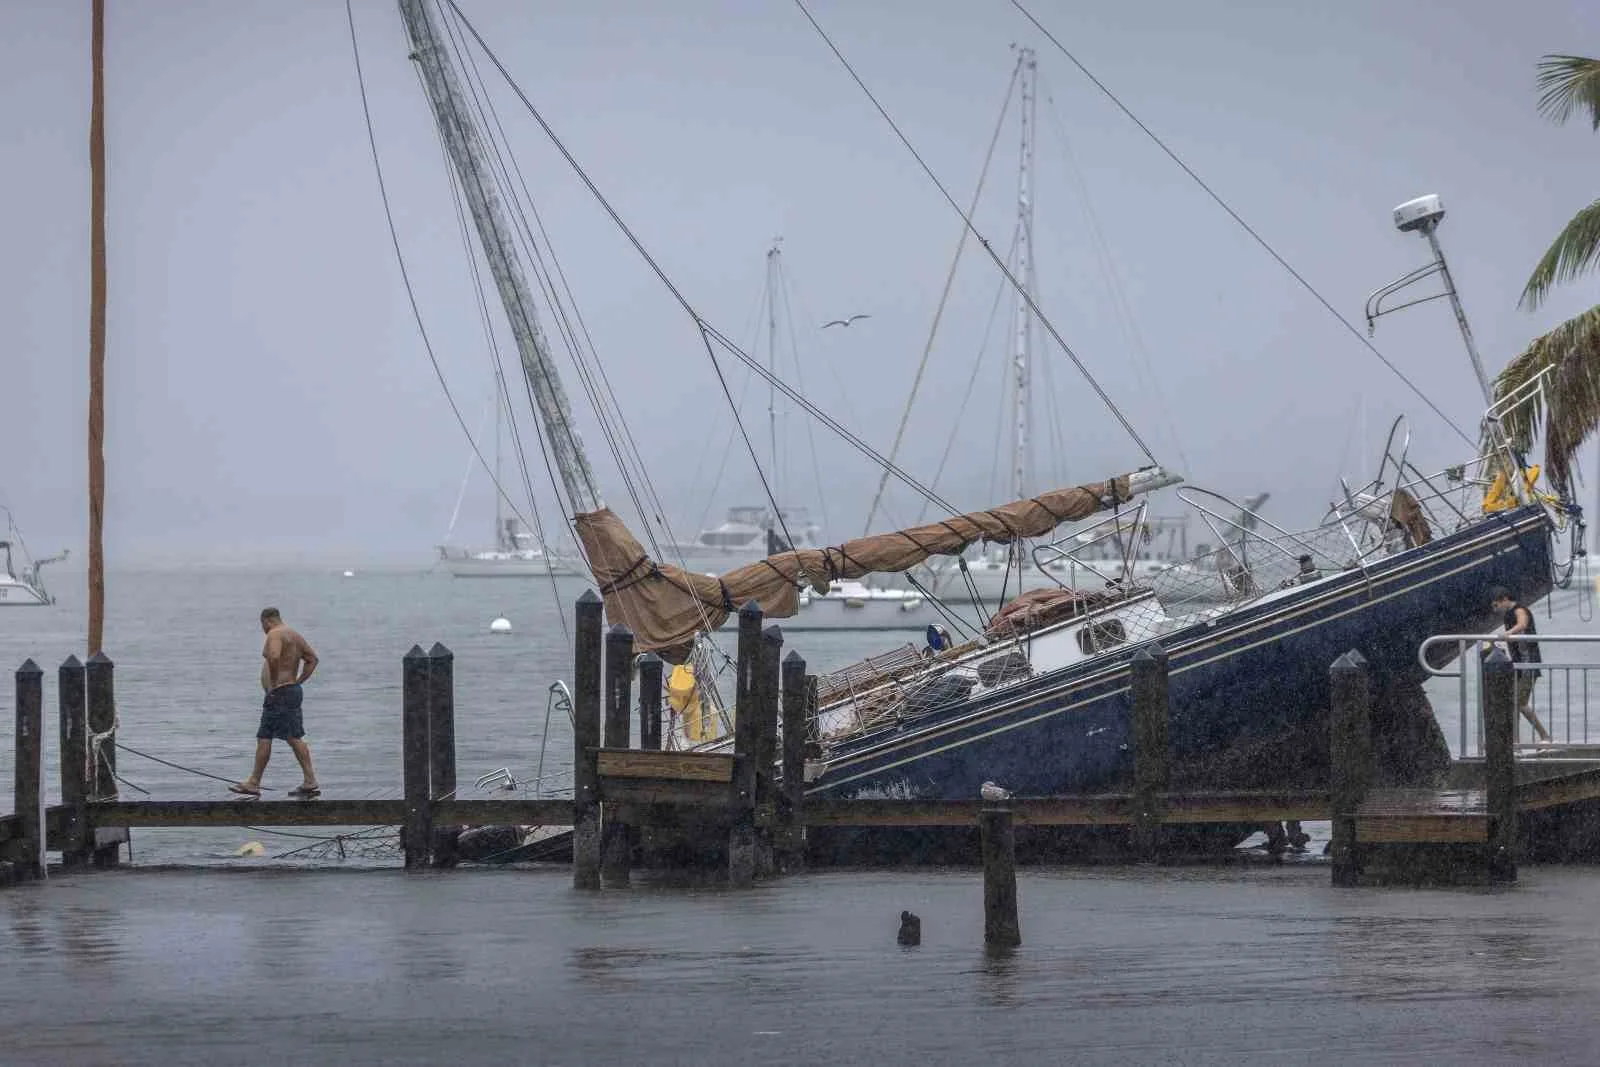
[1419, 633, 1600, 757]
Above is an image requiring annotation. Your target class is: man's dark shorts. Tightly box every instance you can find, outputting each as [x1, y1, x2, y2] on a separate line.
[258, 683, 305, 740]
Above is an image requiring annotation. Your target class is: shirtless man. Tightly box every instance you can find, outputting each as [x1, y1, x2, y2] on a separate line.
[231, 607, 321, 797]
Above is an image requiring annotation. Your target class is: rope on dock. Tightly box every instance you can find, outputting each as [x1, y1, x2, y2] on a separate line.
[114, 741, 276, 793]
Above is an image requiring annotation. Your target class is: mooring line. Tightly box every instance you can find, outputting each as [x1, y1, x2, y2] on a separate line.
[114, 741, 276, 793]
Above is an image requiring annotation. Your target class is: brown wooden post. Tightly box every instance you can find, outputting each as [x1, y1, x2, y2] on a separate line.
[572, 591, 604, 891]
[728, 600, 763, 887]
[427, 642, 458, 868]
[1482, 649, 1517, 884]
[979, 806, 1020, 948]
[637, 653, 663, 751]
[58, 655, 90, 867]
[1329, 650, 1372, 888]
[753, 624, 783, 877]
[12, 660, 45, 880]
[778, 649, 808, 869]
[1130, 645, 1169, 863]
[402, 645, 432, 869]
[601, 624, 635, 888]
[85, 651, 121, 866]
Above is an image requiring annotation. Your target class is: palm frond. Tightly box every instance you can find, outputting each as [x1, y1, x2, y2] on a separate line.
[1536, 54, 1600, 129]
[1494, 304, 1600, 493]
[1519, 198, 1600, 310]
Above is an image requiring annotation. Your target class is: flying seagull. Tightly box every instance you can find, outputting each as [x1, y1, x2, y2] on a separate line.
[821, 313, 870, 329]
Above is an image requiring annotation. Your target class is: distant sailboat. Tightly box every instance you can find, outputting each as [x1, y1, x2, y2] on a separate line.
[0, 508, 66, 607]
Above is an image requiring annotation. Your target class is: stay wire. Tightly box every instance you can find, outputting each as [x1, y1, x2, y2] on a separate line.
[115, 741, 276, 792]
[1009, 0, 1475, 449]
[790, 0, 1158, 467]
[443, 0, 961, 522]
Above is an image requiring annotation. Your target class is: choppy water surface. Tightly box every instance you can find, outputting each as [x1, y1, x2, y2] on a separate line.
[3, 569, 1600, 1063]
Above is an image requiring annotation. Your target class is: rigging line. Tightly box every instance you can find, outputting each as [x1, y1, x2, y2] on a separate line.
[774, 255, 831, 536]
[115, 741, 276, 791]
[443, 0, 960, 523]
[864, 55, 1021, 537]
[693, 293, 766, 543]
[441, 394, 494, 546]
[789, 0, 1158, 467]
[1010, 0, 1475, 449]
[345, 0, 542, 552]
[1037, 74, 1191, 476]
[442, 2, 723, 571]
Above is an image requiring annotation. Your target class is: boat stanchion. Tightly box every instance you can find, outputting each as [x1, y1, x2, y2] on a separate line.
[401, 645, 432, 870]
[1482, 651, 1518, 884]
[572, 592, 604, 891]
[427, 642, 458, 868]
[1131, 645, 1170, 863]
[980, 806, 1020, 948]
[1330, 650, 1373, 887]
[601, 624, 635, 888]
[728, 601, 763, 888]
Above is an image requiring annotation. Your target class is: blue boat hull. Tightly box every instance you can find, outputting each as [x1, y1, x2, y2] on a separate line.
[811, 506, 1554, 802]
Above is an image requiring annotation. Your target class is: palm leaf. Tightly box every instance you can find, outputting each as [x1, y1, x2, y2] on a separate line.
[1536, 54, 1600, 129]
[1494, 303, 1600, 493]
[1519, 198, 1600, 310]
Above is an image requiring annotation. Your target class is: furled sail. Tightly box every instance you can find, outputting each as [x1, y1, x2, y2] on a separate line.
[576, 467, 1180, 661]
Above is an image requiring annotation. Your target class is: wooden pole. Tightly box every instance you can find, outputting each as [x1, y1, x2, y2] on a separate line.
[401, 645, 431, 869]
[601, 624, 634, 888]
[728, 600, 762, 888]
[637, 653, 663, 751]
[979, 806, 1020, 948]
[13, 660, 45, 881]
[754, 624, 783, 877]
[1482, 649, 1518, 884]
[58, 655, 89, 867]
[427, 642, 458, 868]
[85, 650, 121, 866]
[1329, 649, 1372, 888]
[1130, 645, 1169, 863]
[779, 649, 807, 869]
[87, 0, 107, 658]
[572, 591, 604, 890]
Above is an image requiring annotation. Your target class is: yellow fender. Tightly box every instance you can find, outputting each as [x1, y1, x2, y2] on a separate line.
[668, 663, 714, 743]
[1483, 465, 1553, 512]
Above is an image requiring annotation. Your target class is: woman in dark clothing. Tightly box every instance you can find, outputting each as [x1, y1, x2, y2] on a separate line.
[1490, 586, 1551, 742]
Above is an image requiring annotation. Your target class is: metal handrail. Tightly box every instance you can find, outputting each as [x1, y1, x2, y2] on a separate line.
[1419, 632, 1596, 757]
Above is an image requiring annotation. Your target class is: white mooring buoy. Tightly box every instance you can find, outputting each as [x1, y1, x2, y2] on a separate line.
[342, 570, 356, 578]
[489, 616, 513, 634]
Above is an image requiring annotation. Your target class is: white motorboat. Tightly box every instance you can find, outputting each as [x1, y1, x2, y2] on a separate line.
[0, 509, 65, 607]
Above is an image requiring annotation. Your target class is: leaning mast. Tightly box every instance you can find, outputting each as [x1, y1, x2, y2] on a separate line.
[1009, 47, 1037, 504]
[398, 0, 601, 516]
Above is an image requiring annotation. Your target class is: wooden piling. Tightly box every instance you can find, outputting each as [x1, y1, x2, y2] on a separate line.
[753, 625, 783, 877]
[85, 651, 121, 866]
[979, 806, 1020, 948]
[728, 600, 763, 888]
[1329, 650, 1372, 887]
[427, 642, 458, 868]
[1482, 649, 1518, 883]
[572, 591, 604, 891]
[778, 649, 808, 868]
[12, 660, 45, 880]
[402, 645, 432, 869]
[1130, 645, 1169, 863]
[637, 653, 663, 752]
[58, 655, 90, 867]
[601, 624, 635, 887]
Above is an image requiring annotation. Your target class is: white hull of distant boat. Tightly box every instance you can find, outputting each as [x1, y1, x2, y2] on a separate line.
[780, 582, 940, 631]
[444, 550, 587, 578]
[0, 511, 63, 606]
[0, 573, 51, 606]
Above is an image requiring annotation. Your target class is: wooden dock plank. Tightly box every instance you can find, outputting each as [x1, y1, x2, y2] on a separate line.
[433, 799, 572, 826]
[598, 778, 735, 809]
[595, 748, 734, 783]
[1516, 767, 1600, 811]
[84, 798, 574, 829]
[1356, 816, 1488, 844]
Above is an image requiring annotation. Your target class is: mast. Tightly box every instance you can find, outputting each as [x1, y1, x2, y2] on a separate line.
[398, 0, 602, 516]
[1009, 47, 1037, 504]
[493, 366, 505, 549]
[87, 0, 107, 655]
[766, 239, 781, 537]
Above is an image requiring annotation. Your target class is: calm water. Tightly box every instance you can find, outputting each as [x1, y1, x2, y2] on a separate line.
[4, 569, 1600, 1064]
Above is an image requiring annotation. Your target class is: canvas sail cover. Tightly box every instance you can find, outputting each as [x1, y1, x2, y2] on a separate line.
[576, 474, 1140, 661]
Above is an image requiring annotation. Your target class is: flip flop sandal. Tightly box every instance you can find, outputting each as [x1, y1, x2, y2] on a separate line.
[288, 786, 322, 799]
[228, 783, 262, 798]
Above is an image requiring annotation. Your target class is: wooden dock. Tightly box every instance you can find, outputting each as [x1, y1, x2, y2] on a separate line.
[7, 596, 1600, 891]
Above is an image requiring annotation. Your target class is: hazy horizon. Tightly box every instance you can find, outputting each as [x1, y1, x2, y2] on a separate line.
[4, 0, 1598, 570]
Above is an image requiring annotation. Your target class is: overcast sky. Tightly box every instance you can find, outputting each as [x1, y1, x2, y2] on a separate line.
[3, 0, 1597, 567]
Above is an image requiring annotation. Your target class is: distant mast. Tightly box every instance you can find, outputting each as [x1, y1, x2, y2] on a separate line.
[1010, 47, 1037, 504]
[397, 0, 602, 516]
[87, 0, 108, 655]
[766, 239, 781, 546]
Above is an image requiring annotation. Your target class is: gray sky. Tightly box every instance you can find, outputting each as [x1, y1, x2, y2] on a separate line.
[3, 0, 1598, 566]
